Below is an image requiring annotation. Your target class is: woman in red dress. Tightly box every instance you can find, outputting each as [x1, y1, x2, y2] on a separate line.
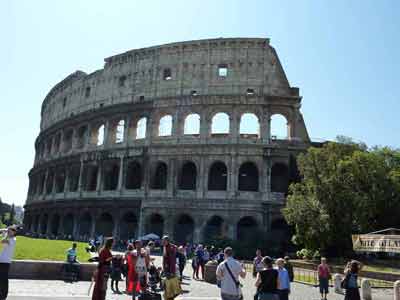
[92, 238, 114, 300]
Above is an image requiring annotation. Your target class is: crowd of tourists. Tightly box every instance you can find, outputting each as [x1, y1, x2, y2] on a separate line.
[92, 235, 182, 300]
[0, 226, 366, 300]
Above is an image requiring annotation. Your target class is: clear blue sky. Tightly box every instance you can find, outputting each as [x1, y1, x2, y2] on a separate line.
[1, 0, 399, 206]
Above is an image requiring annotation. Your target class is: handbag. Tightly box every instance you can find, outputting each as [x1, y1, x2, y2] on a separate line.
[340, 274, 349, 289]
[225, 262, 243, 300]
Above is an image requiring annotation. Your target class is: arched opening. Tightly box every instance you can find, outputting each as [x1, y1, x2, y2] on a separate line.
[79, 213, 92, 236]
[77, 125, 88, 149]
[270, 114, 288, 140]
[146, 214, 164, 238]
[184, 114, 200, 135]
[40, 214, 48, 234]
[238, 162, 259, 191]
[46, 170, 54, 194]
[271, 163, 289, 193]
[179, 162, 197, 190]
[151, 162, 168, 190]
[53, 133, 61, 154]
[115, 119, 125, 143]
[63, 214, 74, 236]
[96, 124, 105, 146]
[68, 164, 80, 192]
[55, 168, 66, 193]
[208, 161, 228, 191]
[50, 214, 60, 236]
[38, 173, 46, 195]
[120, 213, 138, 240]
[96, 213, 114, 236]
[83, 164, 98, 191]
[63, 129, 73, 152]
[33, 216, 40, 233]
[270, 218, 291, 252]
[125, 161, 142, 189]
[240, 113, 259, 137]
[103, 161, 119, 191]
[211, 112, 230, 135]
[203, 216, 225, 241]
[174, 215, 194, 244]
[237, 217, 258, 240]
[158, 115, 173, 137]
[136, 117, 147, 139]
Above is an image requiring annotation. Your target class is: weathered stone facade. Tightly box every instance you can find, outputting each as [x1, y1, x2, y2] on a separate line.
[24, 38, 311, 244]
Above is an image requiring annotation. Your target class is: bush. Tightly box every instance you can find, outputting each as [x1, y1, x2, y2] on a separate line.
[296, 248, 314, 260]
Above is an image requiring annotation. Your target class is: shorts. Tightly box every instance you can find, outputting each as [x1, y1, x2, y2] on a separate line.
[319, 277, 329, 294]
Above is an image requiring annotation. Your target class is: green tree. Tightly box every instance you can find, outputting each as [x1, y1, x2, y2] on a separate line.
[283, 139, 400, 256]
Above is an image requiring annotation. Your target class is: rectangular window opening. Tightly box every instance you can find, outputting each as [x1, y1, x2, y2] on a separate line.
[218, 65, 228, 77]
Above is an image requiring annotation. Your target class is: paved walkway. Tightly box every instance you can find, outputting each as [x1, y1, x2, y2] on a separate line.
[8, 256, 394, 300]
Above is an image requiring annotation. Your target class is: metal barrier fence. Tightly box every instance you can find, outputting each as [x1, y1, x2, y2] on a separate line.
[241, 261, 394, 289]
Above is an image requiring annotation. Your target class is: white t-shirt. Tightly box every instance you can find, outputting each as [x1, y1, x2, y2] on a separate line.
[135, 256, 147, 275]
[216, 257, 243, 296]
[0, 237, 16, 264]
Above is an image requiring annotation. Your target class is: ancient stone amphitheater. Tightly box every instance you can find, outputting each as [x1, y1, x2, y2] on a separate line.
[24, 38, 311, 245]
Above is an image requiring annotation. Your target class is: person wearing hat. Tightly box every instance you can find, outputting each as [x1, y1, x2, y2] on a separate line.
[0, 226, 17, 300]
[126, 240, 150, 299]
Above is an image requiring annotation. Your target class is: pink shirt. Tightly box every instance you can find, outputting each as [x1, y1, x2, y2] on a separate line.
[318, 264, 330, 278]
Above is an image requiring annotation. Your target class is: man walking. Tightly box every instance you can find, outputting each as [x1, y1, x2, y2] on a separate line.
[0, 226, 17, 300]
[216, 247, 246, 300]
[276, 258, 291, 300]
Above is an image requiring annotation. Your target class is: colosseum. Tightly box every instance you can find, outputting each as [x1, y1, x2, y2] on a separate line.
[24, 37, 312, 245]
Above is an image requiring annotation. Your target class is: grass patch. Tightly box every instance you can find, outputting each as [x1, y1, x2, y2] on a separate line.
[9, 236, 91, 261]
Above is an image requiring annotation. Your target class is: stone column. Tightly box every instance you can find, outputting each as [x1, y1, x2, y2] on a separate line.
[193, 227, 201, 244]
[137, 210, 145, 238]
[123, 116, 130, 146]
[46, 215, 52, 236]
[96, 161, 103, 193]
[90, 214, 96, 238]
[169, 158, 177, 197]
[42, 169, 49, 197]
[266, 113, 271, 141]
[163, 213, 175, 240]
[58, 215, 64, 237]
[145, 116, 153, 146]
[117, 157, 124, 192]
[103, 120, 110, 147]
[200, 113, 209, 143]
[198, 156, 206, 199]
[64, 167, 70, 194]
[230, 154, 238, 196]
[78, 159, 85, 193]
[73, 214, 79, 239]
[229, 113, 239, 144]
[227, 223, 237, 240]
[113, 215, 120, 239]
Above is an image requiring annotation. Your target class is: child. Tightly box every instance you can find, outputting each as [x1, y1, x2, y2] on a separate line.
[110, 255, 123, 294]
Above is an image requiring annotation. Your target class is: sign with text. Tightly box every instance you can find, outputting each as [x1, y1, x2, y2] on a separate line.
[352, 234, 400, 253]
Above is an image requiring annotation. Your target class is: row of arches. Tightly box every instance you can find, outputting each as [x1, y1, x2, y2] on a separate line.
[27, 212, 138, 240]
[26, 212, 282, 243]
[28, 160, 290, 197]
[37, 112, 290, 161]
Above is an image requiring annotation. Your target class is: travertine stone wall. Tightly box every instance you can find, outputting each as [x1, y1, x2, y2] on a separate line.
[25, 38, 312, 245]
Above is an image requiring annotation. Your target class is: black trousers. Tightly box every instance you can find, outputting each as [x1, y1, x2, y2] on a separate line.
[0, 263, 10, 300]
